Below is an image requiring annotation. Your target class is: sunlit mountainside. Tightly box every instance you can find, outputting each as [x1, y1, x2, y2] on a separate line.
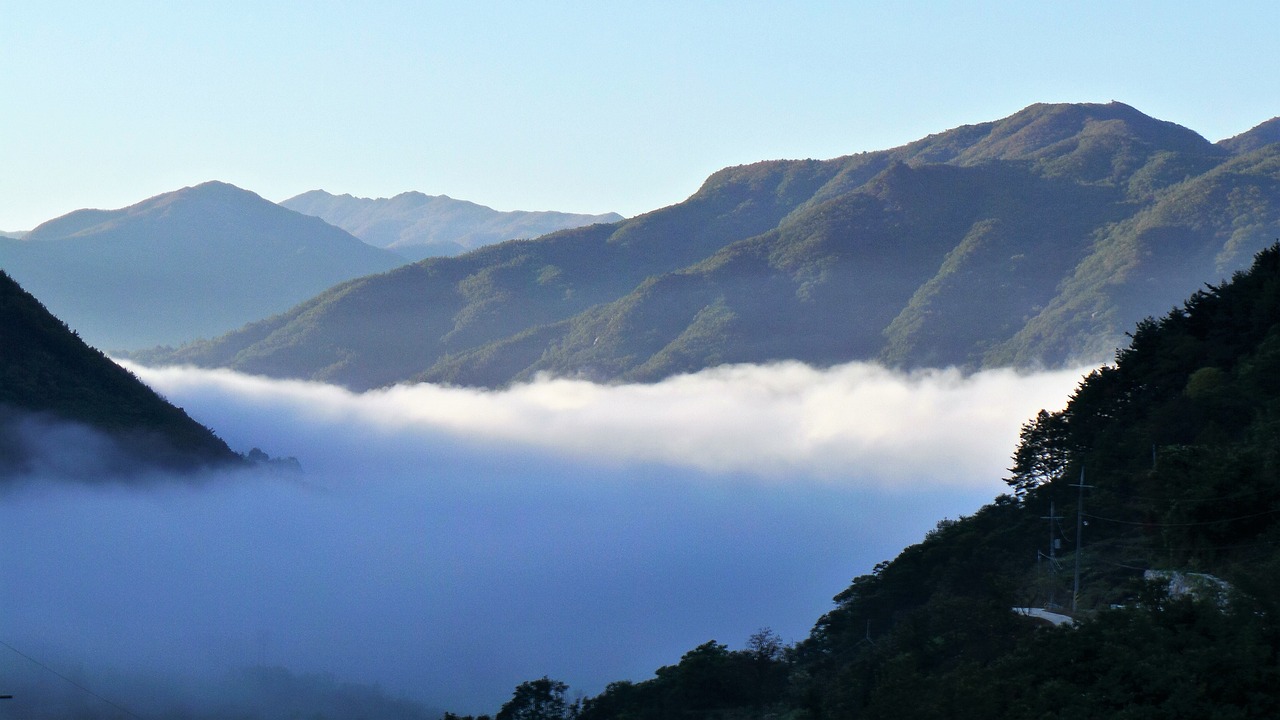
[137, 102, 1280, 390]
[281, 189, 623, 260]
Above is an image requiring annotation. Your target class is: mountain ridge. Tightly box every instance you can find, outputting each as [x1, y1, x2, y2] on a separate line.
[0, 181, 407, 350]
[281, 188, 624, 259]
[0, 269, 240, 477]
[137, 103, 1280, 389]
[1218, 116, 1280, 155]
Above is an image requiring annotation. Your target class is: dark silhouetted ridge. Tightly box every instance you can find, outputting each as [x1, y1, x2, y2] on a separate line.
[0, 269, 240, 476]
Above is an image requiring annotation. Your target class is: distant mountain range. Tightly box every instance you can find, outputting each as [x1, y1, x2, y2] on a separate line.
[0, 269, 239, 477]
[0, 182, 408, 351]
[281, 189, 624, 260]
[134, 103, 1280, 390]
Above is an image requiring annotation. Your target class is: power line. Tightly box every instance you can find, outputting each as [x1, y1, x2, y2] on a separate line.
[1108, 486, 1279, 505]
[0, 638, 146, 720]
[1093, 558, 1153, 572]
[1083, 507, 1280, 528]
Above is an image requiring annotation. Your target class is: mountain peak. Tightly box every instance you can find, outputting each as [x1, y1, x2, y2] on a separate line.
[187, 179, 247, 192]
[27, 181, 274, 241]
[165, 180, 270, 207]
[5, 182, 405, 349]
[898, 101, 1218, 176]
[966, 101, 1213, 161]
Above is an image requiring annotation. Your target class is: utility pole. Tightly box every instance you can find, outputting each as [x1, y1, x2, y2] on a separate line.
[1041, 501, 1063, 607]
[1072, 467, 1092, 612]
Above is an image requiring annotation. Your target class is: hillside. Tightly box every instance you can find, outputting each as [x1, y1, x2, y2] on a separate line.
[1218, 117, 1280, 155]
[0, 182, 407, 351]
[457, 247, 1280, 720]
[281, 189, 624, 259]
[777, 243, 1280, 718]
[139, 159, 841, 388]
[0, 270, 240, 478]
[140, 103, 1280, 390]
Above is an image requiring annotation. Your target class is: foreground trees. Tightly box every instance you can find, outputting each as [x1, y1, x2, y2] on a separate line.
[450, 245, 1280, 719]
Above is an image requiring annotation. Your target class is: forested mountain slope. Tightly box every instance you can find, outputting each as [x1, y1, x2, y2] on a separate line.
[777, 243, 1280, 718]
[141, 103, 1280, 389]
[281, 189, 623, 259]
[140, 159, 843, 387]
[461, 246, 1280, 720]
[0, 270, 240, 478]
[0, 181, 407, 351]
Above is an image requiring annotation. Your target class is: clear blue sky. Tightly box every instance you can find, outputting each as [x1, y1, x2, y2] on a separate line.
[3, 1, 1279, 230]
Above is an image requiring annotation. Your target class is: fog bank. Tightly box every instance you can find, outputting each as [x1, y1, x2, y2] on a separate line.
[130, 360, 1093, 488]
[0, 361, 1092, 714]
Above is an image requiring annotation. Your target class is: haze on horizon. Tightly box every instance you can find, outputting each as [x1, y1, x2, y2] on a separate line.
[4, 2, 1280, 230]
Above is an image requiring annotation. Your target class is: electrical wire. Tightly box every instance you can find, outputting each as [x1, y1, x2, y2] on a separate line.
[0, 638, 146, 720]
[1109, 485, 1279, 505]
[1082, 506, 1280, 528]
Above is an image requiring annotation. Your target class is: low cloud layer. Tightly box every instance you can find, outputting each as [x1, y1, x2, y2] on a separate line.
[130, 360, 1093, 489]
[0, 360, 1093, 714]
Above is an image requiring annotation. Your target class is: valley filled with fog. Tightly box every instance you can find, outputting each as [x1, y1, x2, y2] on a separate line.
[0, 360, 1090, 713]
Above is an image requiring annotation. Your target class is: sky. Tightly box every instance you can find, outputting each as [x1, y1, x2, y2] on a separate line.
[4, 1, 1280, 230]
[0, 360, 1092, 713]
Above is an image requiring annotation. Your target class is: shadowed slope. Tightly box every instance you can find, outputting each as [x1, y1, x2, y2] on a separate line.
[0, 270, 239, 476]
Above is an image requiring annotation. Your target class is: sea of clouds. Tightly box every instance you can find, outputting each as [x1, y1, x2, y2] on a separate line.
[132, 360, 1093, 486]
[0, 360, 1093, 714]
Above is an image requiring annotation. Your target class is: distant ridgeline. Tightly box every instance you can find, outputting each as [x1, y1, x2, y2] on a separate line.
[280, 189, 624, 260]
[448, 246, 1280, 720]
[139, 102, 1280, 390]
[0, 181, 406, 352]
[0, 270, 241, 478]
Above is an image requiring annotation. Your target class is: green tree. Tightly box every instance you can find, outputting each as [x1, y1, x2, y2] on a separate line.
[496, 677, 570, 720]
[745, 627, 784, 662]
[1005, 409, 1071, 497]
